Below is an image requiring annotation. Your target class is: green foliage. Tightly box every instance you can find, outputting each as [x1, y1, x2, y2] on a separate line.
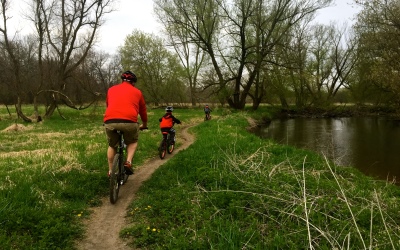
[123, 110, 400, 249]
[119, 30, 187, 104]
[354, 0, 400, 106]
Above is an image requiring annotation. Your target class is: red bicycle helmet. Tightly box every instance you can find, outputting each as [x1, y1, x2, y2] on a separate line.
[121, 70, 137, 83]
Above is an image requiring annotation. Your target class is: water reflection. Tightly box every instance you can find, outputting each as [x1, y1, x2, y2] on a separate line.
[254, 117, 400, 183]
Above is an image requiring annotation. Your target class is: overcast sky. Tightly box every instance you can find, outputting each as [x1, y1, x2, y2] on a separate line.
[97, 0, 161, 53]
[98, 0, 360, 53]
[6, 0, 360, 54]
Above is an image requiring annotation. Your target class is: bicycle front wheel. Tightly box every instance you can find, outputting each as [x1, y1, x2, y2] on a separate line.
[109, 153, 121, 204]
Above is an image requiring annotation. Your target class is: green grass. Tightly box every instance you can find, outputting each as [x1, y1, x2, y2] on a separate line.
[0, 104, 210, 249]
[122, 111, 400, 249]
[0, 104, 399, 249]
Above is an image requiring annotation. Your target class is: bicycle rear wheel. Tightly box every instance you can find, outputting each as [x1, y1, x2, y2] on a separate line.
[120, 155, 129, 184]
[122, 170, 129, 184]
[109, 153, 121, 204]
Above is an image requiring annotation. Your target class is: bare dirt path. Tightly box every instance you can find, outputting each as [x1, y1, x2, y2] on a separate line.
[77, 125, 195, 250]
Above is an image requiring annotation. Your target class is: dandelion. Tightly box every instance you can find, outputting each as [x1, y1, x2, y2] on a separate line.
[147, 226, 150, 230]
[152, 228, 156, 232]
[77, 213, 82, 217]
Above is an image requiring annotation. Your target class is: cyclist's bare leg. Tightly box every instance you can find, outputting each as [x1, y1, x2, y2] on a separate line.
[107, 146, 117, 172]
[126, 142, 138, 165]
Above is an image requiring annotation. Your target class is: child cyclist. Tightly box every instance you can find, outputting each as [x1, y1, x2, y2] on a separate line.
[204, 104, 212, 120]
[159, 106, 181, 144]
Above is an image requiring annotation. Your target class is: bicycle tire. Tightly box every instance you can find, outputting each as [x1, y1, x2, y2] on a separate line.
[109, 153, 120, 204]
[167, 135, 174, 154]
[120, 154, 128, 184]
[167, 143, 174, 154]
[122, 170, 129, 184]
[159, 140, 167, 159]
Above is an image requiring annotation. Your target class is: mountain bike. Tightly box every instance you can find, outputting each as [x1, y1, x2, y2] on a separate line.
[158, 131, 175, 159]
[109, 127, 147, 204]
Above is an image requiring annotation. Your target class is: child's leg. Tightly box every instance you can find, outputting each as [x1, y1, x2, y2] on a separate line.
[169, 128, 176, 144]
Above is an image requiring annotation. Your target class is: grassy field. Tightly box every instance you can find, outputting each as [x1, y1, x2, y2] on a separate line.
[0, 105, 399, 249]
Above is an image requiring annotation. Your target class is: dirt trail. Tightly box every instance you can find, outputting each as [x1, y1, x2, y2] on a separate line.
[77, 125, 195, 250]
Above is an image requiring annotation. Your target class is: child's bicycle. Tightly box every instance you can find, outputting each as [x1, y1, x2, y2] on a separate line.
[158, 131, 175, 159]
[109, 128, 146, 204]
[204, 113, 211, 121]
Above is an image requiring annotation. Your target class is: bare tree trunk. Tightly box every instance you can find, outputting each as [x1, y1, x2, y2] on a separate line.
[5, 104, 12, 117]
[15, 98, 32, 122]
[1, 0, 32, 122]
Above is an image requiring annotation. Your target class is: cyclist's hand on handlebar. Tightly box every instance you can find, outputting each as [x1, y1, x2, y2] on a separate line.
[139, 124, 148, 130]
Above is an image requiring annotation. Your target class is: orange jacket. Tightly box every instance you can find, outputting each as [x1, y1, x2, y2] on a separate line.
[159, 113, 181, 129]
[103, 82, 148, 123]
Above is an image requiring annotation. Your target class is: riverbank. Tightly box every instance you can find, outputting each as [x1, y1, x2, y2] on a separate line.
[274, 105, 400, 119]
[121, 110, 400, 249]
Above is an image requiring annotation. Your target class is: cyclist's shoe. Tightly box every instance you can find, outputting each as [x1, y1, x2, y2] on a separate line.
[124, 161, 134, 175]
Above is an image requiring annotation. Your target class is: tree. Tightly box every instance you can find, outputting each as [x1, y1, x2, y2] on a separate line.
[0, 0, 36, 122]
[156, 7, 207, 106]
[354, 0, 400, 105]
[119, 30, 187, 105]
[33, 0, 114, 117]
[155, 0, 332, 110]
[277, 22, 358, 108]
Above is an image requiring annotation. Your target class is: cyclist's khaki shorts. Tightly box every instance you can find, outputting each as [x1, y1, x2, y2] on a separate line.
[104, 123, 139, 148]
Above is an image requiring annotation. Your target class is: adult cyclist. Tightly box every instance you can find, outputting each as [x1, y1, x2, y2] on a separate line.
[103, 70, 148, 177]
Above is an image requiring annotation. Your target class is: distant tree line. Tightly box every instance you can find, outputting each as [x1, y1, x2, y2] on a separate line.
[1, 0, 400, 121]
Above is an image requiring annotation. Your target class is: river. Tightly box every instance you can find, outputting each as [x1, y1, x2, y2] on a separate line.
[253, 117, 400, 184]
